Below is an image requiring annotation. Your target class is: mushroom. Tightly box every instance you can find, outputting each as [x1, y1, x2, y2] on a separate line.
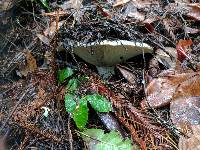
[73, 40, 153, 78]
[74, 40, 153, 66]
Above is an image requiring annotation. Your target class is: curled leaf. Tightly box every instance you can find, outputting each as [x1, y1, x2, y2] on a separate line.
[187, 4, 200, 21]
[176, 39, 192, 62]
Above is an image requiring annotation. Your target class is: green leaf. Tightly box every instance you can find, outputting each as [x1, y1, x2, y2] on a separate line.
[72, 100, 88, 130]
[81, 129, 104, 143]
[39, 0, 50, 10]
[64, 94, 76, 112]
[83, 94, 112, 112]
[58, 67, 73, 83]
[67, 78, 79, 92]
[81, 129, 133, 150]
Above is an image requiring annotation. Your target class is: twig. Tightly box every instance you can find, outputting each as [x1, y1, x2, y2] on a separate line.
[67, 115, 73, 150]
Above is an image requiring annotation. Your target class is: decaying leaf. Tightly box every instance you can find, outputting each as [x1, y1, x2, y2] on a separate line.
[185, 27, 200, 34]
[20, 51, 37, 76]
[176, 39, 193, 62]
[43, 20, 65, 37]
[113, 0, 131, 7]
[37, 34, 50, 46]
[141, 70, 200, 109]
[178, 125, 200, 150]
[117, 65, 137, 85]
[155, 47, 177, 69]
[186, 3, 200, 21]
[171, 97, 200, 129]
[60, 0, 82, 10]
[142, 63, 200, 130]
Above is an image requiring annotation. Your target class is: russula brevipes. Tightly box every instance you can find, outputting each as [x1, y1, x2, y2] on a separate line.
[73, 40, 153, 66]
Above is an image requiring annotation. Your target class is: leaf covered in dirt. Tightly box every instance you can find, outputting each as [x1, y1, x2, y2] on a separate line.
[117, 65, 137, 85]
[83, 94, 112, 113]
[171, 97, 200, 129]
[81, 129, 133, 150]
[37, 34, 50, 46]
[20, 51, 37, 76]
[176, 39, 192, 62]
[186, 3, 200, 21]
[178, 125, 200, 150]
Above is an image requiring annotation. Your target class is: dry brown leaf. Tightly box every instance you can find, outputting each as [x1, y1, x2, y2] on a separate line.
[60, 0, 82, 10]
[117, 65, 137, 85]
[171, 97, 200, 129]
[155, 47, 177, 69]
[37, 34, 50, 46]
[43, 21, 65, 37]
[178, 125, 200, 150]
[20, 51, 37, 76]
[141, 64, 200, 130]
[113, 0, 131, 7]
[185, 27, 200, 34]
[187, 3, 200, 21]
[141, 70, 200, 108]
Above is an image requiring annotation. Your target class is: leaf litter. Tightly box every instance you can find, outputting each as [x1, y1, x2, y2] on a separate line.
[0, 0, 200, 149]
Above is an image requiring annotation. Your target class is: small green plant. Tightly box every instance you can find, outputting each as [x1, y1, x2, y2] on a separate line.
[58, 67, 112, 129]
[81, 129, 133, 150]
[33, 0, 51, 11]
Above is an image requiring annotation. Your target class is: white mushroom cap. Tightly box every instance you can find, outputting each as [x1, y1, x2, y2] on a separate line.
[74, 40, 153, 66]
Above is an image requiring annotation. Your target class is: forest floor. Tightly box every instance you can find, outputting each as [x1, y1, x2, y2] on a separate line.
[0, 0, 200, 150]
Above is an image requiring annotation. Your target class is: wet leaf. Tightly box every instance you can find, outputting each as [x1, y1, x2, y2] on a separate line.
[81, 129, 133, 150]
[187, 4, 200, 21]
[185, 27, 199, 34]
[117, 65, 137, 85]
[176, 39, 192, 62]
[72, 101, 88, 129]
[58, 67, 73, 83]
[37, 34, 50, 46]
[39, 0, 50, 10]
[113, 0, 131, 7]
[171, 97, 200, 129]
[178, 125, 200, 150]
[83, 94, 112, 112]
[43, 21, 65, 37]
[67, 78, 79, 92]
[65, 94, 76, 112]
[141, 70, 200, 109]
[20, 51, 37, 76]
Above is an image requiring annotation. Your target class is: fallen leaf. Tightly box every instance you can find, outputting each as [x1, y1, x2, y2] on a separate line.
[178, 125, 200, 150]
[185, 27, 200, 34]
[20, 51, 37, 76]
[187, 3, 200, 21]
[176, 39, 193, 62]
[171, 97, 200, 129]
[117, 65, 137, 85]
[43, 20, 65, 37]
[141, 70, 200, 109]
[37, 34, 50, 46]
[155, 47, 177, 69]
[113, 0, 131, 7]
